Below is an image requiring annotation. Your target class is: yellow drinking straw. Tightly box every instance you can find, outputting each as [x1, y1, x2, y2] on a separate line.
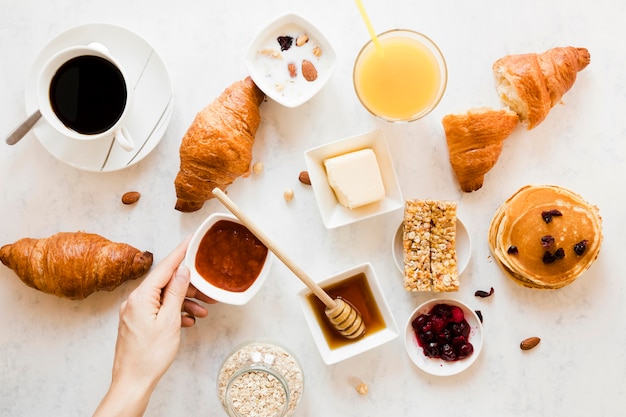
[354, 0, 383, 54]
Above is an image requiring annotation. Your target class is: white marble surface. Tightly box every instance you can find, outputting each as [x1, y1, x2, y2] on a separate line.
[1, 1, 625, 416]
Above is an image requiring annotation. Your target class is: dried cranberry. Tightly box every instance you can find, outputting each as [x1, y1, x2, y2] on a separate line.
[276, 35, 293, 51]
[574, 240, 588, 256]
[475, 287, 494, 298]
[554, 247, 565, 259]
[541, 235, 555, 249]
[475, 310, 483, 323]
[541, 209, 563, 224]
[543, 251, 556, 264]
[507, 246, 519, 255]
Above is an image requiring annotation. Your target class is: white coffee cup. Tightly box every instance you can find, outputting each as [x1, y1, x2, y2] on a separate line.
[36, 42, 135, 151]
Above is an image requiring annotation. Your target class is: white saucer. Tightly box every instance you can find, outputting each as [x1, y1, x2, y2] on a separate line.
[392, 217, 472, 277]
[24, 23, 173, 172]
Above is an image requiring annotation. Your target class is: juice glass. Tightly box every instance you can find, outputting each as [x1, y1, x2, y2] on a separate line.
[353, 29, 447, 122]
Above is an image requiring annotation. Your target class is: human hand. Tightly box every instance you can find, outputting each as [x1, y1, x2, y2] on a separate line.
[93, 237, 215, 417]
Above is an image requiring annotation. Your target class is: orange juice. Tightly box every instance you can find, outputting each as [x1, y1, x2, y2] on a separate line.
[354, 30, 446, 122]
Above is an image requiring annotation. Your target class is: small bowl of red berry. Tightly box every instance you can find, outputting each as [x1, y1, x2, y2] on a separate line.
[405, 298, 483, 376]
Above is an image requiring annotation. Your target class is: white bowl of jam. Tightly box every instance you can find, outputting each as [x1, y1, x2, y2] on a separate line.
[185, 212, 273, 305]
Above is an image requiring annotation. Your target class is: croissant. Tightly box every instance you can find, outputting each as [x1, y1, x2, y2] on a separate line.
[174, 76, 265, 212]
[0, 232, 153, 300]
[493, 46, 590, 129]
[442, 107, 519, 192]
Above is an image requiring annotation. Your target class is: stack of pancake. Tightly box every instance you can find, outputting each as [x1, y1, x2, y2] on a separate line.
[489, 185, 602, 289]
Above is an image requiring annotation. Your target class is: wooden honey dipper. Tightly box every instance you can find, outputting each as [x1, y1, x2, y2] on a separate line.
[212, 188, 366, 340]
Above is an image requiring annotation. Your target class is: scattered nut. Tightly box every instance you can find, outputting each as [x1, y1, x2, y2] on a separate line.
[301, 60, 318, 82]
[259, 48, 282, 59]
[275, 82, 285, 92]
[520, 337, 541, 350]
[356, 382, 368, 395]
[121, 191, 141, 205]
[298, 171, 311, 185]
[288, 62, 297, 78]
[296, 34, 309, 47]
[252, 162, 264, 175]
[283, 188, 294, 202]
[312, 45, 322, 57]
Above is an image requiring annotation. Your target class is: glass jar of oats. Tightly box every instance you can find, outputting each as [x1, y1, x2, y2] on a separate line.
[217, 342, 304, 417]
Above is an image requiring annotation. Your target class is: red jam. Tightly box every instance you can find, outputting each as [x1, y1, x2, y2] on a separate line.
[195, 220, 268, 292]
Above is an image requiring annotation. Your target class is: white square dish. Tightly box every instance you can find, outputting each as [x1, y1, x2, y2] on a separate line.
[296, 262, 399, 365]
[304, 129, 404, 229]
[245, 12, 337, 108]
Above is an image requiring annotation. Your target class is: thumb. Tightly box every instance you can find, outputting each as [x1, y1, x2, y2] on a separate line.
[160, 265, 191, 317]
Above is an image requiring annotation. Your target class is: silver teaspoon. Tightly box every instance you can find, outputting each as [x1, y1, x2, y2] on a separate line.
[5, 110, 42, 145]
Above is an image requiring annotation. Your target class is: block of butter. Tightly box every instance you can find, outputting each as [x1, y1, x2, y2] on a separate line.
[324, 148, 386, 209]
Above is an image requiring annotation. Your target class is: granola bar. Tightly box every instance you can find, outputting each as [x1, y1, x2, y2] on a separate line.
[403, 200, 432, 291]
[402, 199, 459, 292]
[429, 200, 459, 292]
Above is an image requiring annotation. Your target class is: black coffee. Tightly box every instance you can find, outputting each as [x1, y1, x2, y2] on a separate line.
[49, 55, 127, 135]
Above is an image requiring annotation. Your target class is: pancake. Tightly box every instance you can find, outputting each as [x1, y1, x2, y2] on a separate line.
[489, 185, 602, 289]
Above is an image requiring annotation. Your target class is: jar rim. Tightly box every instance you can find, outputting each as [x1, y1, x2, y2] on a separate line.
[224, 363, 290, 417]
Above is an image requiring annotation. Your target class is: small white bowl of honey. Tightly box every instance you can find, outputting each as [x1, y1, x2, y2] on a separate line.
[296, 262, 399, 365]
[185, 212, 273, 305]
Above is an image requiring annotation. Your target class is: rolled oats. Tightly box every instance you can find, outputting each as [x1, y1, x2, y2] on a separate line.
[218, 342, 304, 417]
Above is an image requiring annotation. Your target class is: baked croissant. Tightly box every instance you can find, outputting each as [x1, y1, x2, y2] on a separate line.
[0, 232, 153, 300]
[493, 46, 590, 129]
[443, 107, 519, 192]
[174, 76, 265, 212]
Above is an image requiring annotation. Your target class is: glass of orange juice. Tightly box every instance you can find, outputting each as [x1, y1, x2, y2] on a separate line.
[353, 29, 447, 122]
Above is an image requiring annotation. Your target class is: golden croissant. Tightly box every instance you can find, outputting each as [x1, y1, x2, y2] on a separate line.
[0, 232, 153, 300]
[174, 76, 265, 212]
[493, 46, 590, 129]
[442, 107, 519, 192]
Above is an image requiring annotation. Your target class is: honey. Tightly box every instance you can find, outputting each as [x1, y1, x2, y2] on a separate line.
[307, 272, 386, 349]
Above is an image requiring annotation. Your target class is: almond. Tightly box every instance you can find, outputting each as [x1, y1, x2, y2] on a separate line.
[298, 171, 311, 185]
[312, 45, 322, 57]
[288, 62, 297, 78]
[296, 34, 309, 47]
[301, 60, 317, 82]
[121, 191, 141, 205]
[520, 336, 541, 350]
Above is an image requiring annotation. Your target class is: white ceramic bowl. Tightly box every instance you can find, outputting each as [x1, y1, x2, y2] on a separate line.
[185, 212, 273, 305]
[304, 129, 404, 229]
[296, 262, 399, 365]
[404, 298, 483, 376]
[245, 12, 337, 107]
[392, 216, 472, 276]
